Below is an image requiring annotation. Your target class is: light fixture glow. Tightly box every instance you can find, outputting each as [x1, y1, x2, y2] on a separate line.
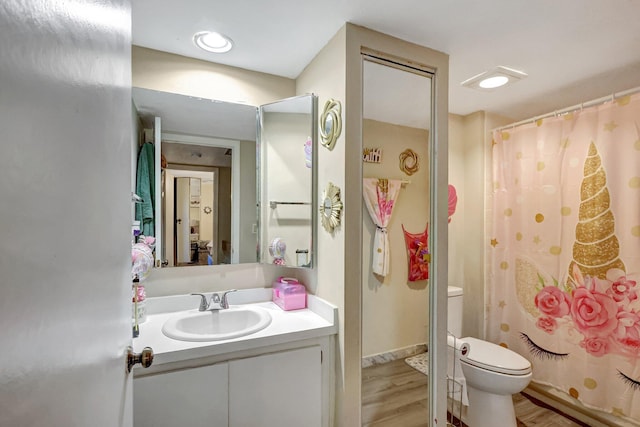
[479, 75, 509, 89]
[461, 66, 527, 91]
[193, 31, 233, 53]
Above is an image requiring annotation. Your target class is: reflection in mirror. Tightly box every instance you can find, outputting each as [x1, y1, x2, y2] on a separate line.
[132, 87, 259, 267]
[259, 95, 317, 268]
[163, 142, 232, 266]
[360, 57, 433, 423]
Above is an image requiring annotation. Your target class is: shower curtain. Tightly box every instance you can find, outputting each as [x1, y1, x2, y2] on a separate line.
[488, 93, 640, 422]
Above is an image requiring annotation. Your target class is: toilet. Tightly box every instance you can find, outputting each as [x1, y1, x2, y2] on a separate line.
[448, 286, 532, 427]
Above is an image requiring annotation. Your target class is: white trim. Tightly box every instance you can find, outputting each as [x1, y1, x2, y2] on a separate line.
[154, 117, 162, 267]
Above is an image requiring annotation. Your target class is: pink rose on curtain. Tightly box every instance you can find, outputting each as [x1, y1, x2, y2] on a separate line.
[607, 276, 638, 302]
[613, 310, 640, 354]
[536, 316, 558, 333]
[535, 286, 571, 317]
[580, 336, 610, 357]
[570, 287, 619, 336]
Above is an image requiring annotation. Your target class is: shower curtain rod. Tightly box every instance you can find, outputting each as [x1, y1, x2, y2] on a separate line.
[492, 85, 640, 132]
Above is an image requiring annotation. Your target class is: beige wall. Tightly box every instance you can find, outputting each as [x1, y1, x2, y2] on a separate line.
[132, 46, 295, 106]
[449, 111, 511, 340]
[261, 112, 313, 266]
[361, 119, 429, 357]
[238, 140, 258, 263]
[295, 26, 347, 427]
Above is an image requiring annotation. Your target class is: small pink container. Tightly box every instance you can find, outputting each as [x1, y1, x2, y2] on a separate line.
[272, 277, 307, 311]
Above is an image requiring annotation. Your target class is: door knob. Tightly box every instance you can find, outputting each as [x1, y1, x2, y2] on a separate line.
[127, 346, 154, 372]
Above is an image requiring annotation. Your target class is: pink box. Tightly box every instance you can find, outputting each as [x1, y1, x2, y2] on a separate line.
[272, 277, 307, 311]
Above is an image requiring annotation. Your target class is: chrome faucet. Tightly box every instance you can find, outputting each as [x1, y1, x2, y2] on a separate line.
[191, 290, 237, 311]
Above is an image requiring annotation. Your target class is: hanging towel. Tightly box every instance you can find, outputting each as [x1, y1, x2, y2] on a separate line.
[363, 178, 402, 276]
[135, 142, 155, 236]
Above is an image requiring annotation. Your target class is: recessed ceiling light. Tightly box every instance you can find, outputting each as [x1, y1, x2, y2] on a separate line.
[461, 66, 527, 90]
[193, 31, 233, 53]
[479, 75, 509, 89]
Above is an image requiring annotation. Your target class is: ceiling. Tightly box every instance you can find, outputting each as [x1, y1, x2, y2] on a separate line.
[132, 0, 640, 124]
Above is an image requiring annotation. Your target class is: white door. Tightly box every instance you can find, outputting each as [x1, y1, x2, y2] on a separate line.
[0, 1, 135, 426]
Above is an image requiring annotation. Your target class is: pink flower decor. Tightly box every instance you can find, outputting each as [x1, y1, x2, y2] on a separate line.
[448, 185, 458, 223]
[580, 337, 610, 357]
[535, 286, 571, 317]
[536, 316, 558, 333]
[533, 269, 640, 358]
[607, 276, 638, 302]
[570, 287, 618, 336]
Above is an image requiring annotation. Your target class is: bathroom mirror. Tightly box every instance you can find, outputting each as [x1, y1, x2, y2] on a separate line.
[360, 56, 434, 424]
[259, 94, 317, 268]
[132, 87, 259, 267]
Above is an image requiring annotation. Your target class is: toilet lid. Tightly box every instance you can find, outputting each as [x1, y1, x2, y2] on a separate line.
[460, 337, 532, 375]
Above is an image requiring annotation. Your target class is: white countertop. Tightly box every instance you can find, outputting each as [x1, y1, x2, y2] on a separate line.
[133, 288, 338, 368]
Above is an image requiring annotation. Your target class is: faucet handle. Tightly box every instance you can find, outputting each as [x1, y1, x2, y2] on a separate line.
[221, 289, 238, 309]
[191, 293, 209, 311]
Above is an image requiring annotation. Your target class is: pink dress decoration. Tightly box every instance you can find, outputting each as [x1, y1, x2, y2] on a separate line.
[402, 224, 429, 282]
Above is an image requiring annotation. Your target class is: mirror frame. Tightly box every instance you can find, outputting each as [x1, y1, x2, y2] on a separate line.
[319, 181, 343, 233]
[319, 98, 342, 150]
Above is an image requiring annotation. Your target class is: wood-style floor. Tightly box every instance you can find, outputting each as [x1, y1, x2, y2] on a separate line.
[362, 358, 589, 427]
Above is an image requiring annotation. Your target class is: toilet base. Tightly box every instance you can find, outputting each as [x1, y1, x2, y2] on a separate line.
[466, 384, 517, 427]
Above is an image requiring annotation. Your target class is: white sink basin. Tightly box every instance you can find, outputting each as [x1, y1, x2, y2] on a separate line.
[162, 306, 272, 342]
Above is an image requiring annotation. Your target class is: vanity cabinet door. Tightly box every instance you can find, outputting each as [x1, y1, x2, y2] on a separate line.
[228, 346, 322, 427]
[134, 362, 229, 427]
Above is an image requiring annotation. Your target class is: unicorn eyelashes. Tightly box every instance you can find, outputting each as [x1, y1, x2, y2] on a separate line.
[520, 332, 569, 361]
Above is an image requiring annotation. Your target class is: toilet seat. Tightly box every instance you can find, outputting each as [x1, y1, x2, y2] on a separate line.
[460, 337, 531, 376]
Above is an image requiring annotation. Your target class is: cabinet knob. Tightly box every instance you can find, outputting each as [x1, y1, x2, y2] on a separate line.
[127, 346, 154, 372]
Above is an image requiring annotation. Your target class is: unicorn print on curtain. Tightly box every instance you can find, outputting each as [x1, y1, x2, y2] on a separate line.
[488, 92, 640, 423]
[363, 178, 402, 277]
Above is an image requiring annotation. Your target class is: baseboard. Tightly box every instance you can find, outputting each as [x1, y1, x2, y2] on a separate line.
[361, 343, 427, 368]
[525, 383, 639, 427]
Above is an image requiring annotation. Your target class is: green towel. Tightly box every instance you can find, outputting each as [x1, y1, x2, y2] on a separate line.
[135, 142, 155, 236]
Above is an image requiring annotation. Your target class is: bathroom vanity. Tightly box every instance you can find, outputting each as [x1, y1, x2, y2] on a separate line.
[132, 289, 337, 427]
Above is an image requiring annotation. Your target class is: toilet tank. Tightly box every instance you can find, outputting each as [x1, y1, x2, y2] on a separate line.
[447, 286, 464, 337]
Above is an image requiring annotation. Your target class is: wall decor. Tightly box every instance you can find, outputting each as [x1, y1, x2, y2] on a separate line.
[363, 147, 382, 163]
[203, 206, 212, 215]
[319, 182, 343, 232]
[399, 148, 419, 175]
[319, 99, 342, 150]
